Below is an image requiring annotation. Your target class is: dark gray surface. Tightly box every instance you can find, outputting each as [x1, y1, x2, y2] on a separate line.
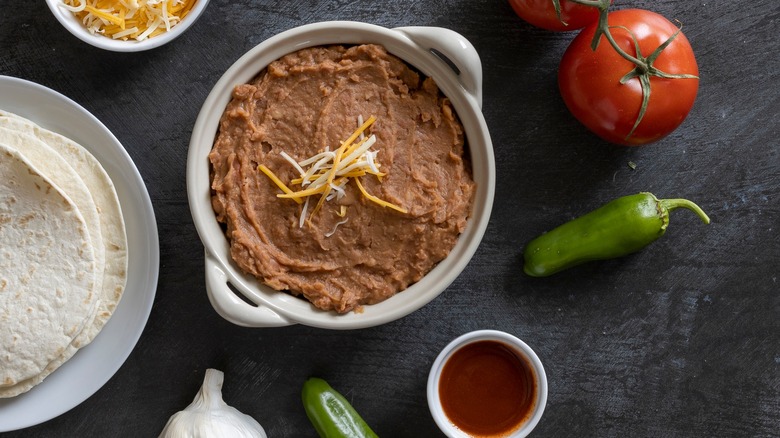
[1, 0, 778, 436]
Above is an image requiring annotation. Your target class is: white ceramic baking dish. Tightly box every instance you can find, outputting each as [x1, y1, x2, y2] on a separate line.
[187, 21, 495, 329]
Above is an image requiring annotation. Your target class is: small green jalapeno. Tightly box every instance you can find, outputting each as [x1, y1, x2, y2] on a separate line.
[523, 192, 710, 277]
[302, 377, 379, 438]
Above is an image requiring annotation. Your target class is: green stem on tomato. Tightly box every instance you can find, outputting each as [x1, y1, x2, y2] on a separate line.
[614, 25, 699, 138]
[561, 0, 699, 141]
[602, 24, 643, 66]
[551, 0, 564, 25]
[566, 0, 603, 7]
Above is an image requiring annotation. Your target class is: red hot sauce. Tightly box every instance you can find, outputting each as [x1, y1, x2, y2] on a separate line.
[439, 340, 537, 437]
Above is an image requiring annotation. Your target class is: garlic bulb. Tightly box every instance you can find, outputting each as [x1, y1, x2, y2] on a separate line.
[159, 368, 267, 438]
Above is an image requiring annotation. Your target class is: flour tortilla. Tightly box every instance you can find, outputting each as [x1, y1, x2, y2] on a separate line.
[0, 128, 104, 389]
[0, 113, 128, 340]
[0, 112, 127, 398]
[0, 144, 99, 389]
[0, 129, 105, 307]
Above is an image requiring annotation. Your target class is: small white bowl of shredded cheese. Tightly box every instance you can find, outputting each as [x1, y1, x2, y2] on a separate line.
[46, 0, 209, 52]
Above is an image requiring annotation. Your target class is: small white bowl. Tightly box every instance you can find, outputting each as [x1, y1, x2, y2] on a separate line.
[427, 330, 548, 437]
[45, 0, 210, 52]
[187, 21, 495, 329]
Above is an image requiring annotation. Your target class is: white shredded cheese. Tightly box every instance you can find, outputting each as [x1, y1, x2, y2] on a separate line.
[61, 0, 87, 12]
[298, 197, 310, 229]
[324, 218, 349, 237]
[111, 26, 139, 38]
[258, 115, 407, 235]
[280, 151, 305, 177]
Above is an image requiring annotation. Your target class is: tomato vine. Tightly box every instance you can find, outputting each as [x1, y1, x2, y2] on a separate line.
[565, 0, 699, 140]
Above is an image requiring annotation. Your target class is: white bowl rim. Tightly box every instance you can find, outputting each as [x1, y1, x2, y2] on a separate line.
[44, 0, 210, 52]
[427, 330, 548, 437]
[187, 20, 496, 329]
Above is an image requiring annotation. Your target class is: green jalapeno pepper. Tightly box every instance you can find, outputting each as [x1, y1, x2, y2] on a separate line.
[302, 377, 379, 438]
[523, 192, 710, 277]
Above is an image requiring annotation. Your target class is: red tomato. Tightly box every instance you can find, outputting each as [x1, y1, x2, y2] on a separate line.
[509, 0, 603, 32]
[558, 9, 699, 146]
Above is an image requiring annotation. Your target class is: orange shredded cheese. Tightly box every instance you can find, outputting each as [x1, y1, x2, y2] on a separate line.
[258, 165, 302, 205]
[258, 115, 408, 229]
[354, 178, 408, 214]
[61, 0, 197, 41]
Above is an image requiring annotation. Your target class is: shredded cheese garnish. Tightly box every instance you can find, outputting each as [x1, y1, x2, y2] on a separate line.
[258, 115, 408, 232]
[60, 0, 197, 41]
[258, 165, 302, 205]
[354, 178, 408, 214]
[324, 218, 349, 237]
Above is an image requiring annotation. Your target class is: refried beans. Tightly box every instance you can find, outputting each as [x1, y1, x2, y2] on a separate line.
[209, 44, 475, 313]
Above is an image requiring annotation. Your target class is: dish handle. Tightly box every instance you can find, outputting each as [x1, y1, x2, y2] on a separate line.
[394, 26, 484, 109]
[204, 252, 294, 328]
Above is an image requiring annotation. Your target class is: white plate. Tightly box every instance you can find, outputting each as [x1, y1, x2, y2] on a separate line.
[0, 76, 159, 432]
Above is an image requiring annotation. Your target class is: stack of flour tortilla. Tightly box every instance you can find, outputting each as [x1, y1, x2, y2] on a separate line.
[0, 110, 127, 398]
